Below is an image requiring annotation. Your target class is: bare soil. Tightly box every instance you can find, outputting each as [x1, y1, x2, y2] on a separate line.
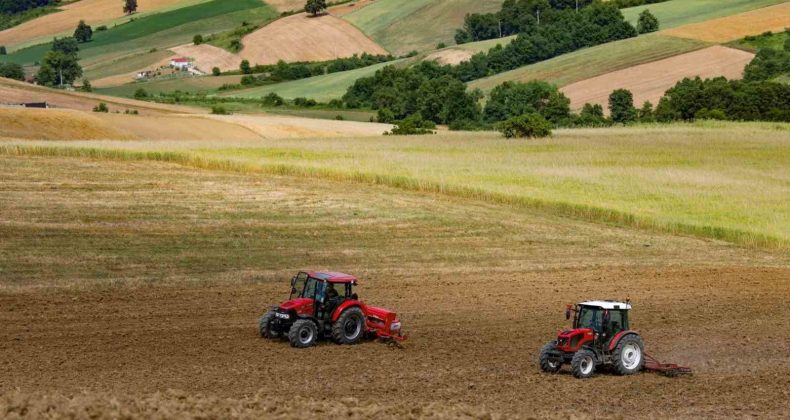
[0, 155, 788, 418]
[424, 48, 475, 65]
[561, 46, 754, 111]
[239, 13, 388, 65]
[664, 3, 790, 43]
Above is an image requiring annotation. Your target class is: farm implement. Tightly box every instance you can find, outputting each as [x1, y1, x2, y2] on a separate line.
[539, 300, 691, 378]
[259, 271, 406, 348]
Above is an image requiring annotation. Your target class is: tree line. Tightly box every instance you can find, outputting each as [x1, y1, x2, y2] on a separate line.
[0, 0, 54, 15]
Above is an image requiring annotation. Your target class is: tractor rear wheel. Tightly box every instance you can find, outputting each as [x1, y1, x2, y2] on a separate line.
[571, 349, 597, 379]
[259, 310, 280, 339]
[332, 307, 365, 345]
[539, 342, 563, 373]
[612, 334, 645, 375]
[288, 319, 318, 348]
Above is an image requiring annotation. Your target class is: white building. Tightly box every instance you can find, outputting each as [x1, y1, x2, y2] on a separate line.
[170, 57, 193, 70]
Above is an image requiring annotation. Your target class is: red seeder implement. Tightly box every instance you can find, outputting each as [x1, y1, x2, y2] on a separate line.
[644, 353, 692, 377]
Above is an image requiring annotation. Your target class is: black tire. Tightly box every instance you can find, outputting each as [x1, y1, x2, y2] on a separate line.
[288, 319, 318, 348]
[332, 307, 365, 345]
[571, 348, 597, 379]
[539, 342, 563, 373]
[612, 334, 645, 375]
[259, 310, 280, 338]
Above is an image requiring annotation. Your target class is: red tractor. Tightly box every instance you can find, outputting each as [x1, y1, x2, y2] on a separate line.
[258, 271, 406, 348]
[539, 300, 645, 379]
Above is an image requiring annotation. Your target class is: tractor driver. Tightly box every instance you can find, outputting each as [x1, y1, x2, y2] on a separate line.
[327, 283, 339, 300]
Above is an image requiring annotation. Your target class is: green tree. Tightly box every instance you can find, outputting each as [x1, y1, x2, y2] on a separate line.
[212, 67, 221, 76]
[497, 113, 552, 139]
[134, 88, 148, 99]
[638, 101, 654, 122]
[0, 62, 25, 80]
[74, 20, 93, 43]
[608, 88, 636, 124]
[52, 37, 80, 55]
[0, 46, 6, 55]
[484, 81, 571, 125]
[93, 102, 109, 112]
[240, 59, 251, 74]
[123, 0, 138, 15]
[577, 103, 608, 127]
[37, 51, 82, 86]
[637, 9, 659, 34]
[304, 0, 327, 16]
[193, 34, 203, 45]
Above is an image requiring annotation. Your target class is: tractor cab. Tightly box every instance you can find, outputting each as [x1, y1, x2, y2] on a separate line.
[569, 300, 630, 338]
[286, 271, 359, 320]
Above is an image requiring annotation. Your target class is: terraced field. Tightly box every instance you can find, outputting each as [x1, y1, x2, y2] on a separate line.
[343, 0, 505, 55]
[468, 35, 707, 93]
[621, 0, 788, 31]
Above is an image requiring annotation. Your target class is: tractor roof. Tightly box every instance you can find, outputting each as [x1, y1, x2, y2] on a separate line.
[579, 300, 631, 310]
[306, 271, 358, 284]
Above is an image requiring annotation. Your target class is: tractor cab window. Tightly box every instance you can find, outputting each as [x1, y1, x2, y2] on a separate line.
[302, 277, 318, 299]
[577, 306, 603, 332]
[608, 310, 625, 334]
[290, 272, 309, 300]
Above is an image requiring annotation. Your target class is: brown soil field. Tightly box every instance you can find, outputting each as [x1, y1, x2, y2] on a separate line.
[239, 13, 388, 65]
[424, 48, 475, 65]
[0, 155, 788, 418]
[0, 77, 203, 115]
[170, 43, 242, 73]
[663, 3, 790, 43]
[0, 0, 188, 49]
[561, 46, 755, 111]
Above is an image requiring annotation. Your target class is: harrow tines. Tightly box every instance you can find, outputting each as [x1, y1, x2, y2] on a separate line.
[644, 353, 692, 377]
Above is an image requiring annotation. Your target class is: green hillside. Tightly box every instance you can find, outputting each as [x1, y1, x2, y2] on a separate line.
[343, 0, 505, 55]
[621, 0, 787, 30]
[468, 34, 707, 92]
[221, 59, 409, 101]
[96, 75, 244, 97]
[5, 0, 277, 66]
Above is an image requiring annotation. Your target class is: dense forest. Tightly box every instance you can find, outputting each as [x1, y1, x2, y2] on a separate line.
[0, 0, 54, 14]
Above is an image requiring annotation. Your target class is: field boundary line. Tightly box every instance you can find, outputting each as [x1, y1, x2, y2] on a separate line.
[0, 144, 785, 250]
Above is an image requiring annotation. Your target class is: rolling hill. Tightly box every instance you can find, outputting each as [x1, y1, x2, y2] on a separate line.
[343, 0, 506, 55]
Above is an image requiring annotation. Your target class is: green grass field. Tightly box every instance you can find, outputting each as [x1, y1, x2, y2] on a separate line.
[621, 0, 787, 31]
[729, 30, 790, 52]
[3, 122, 788, 248]
[5, 0, 277, 66]
[221, 59, 408, 101]
[468, 34, 707, 92]
[96, 74, 244, 97]
[343, 0, 505, 55]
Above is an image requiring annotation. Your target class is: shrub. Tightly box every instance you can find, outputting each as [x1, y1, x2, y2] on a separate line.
[80, 79, 92, 92]
[293, 97, 317, 107]
[335, 115, 344, 120]
[193, 34, 203, 45]
[92, 103, 109, 113]
[0, 62, 24, 80]
[385, 114, 436, 136]
[637, 9, 659, 34]
[262, 93, 284, 106]
[240, 59, 251, 74]
[695, 108, 727, 121]
[0, 46, 6, 55]
[133, 88, 148, 99]
[497, 113, 552, 139]
[211, 105, 230, 115]
[95, 25, 107, 32]
[436, 42, 446, 49]
[212, 67, 221, 76]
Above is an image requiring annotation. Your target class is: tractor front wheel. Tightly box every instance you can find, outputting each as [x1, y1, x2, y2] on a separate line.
[612, 334, 645, 375]
[571, 349, 597, 379]
[539, 342, 563, 373]
[259, 310, 280, 339]
[288, 319, 318, 348]
[332, 307, 365, 345]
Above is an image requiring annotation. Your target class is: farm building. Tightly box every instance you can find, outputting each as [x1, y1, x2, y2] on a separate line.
[169, 58, 193, 70]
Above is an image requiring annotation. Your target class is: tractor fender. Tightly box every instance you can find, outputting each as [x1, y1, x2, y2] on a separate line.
[331, 300, 365, 322]
[294, 314, 321, 327]
[608, 330, 640, 351]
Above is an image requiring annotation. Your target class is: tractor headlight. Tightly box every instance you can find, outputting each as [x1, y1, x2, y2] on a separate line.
[275, 312, 290, 320]
[390, 322, 401, 331]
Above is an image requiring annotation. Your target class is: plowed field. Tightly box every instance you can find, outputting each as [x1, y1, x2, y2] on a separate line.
[663, 2, 790, 42]
[561, 46, 754, 111]
[0, 154, 788, 418]
[239, 13, 387, 65]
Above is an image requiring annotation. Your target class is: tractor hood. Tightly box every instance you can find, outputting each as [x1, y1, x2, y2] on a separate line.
[279, 298, 313, 313]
